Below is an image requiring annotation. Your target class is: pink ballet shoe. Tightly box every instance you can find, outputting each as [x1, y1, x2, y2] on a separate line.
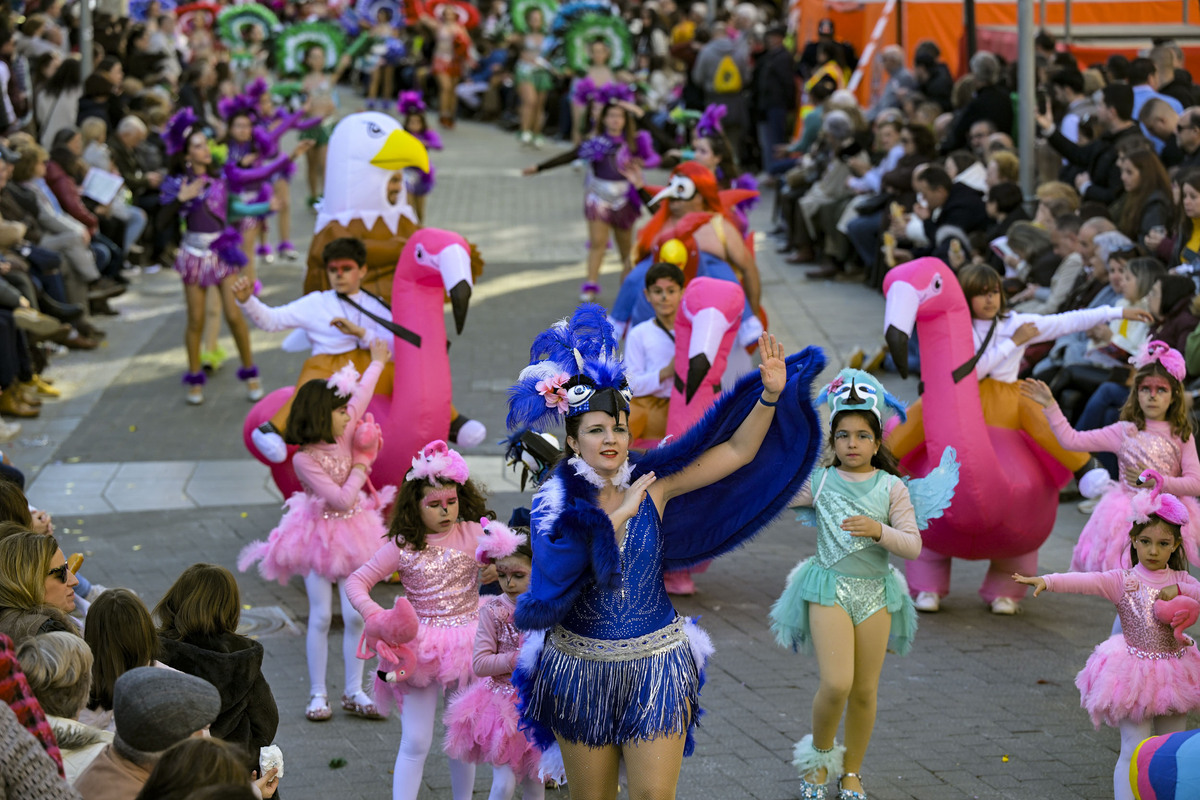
[341, 692, 385, 720]
[663, 571, 696, 596]
[1154, 594, 1200, 643]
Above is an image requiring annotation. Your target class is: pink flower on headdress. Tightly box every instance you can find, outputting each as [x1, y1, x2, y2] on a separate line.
[1128, 468, 1190, 526]
[405, 440, 470, 485]
[325, 362, 361, 397]
[535, 372, 571, 414]
[1130, 340, 1187, 382]
[474, 517, 528, 564]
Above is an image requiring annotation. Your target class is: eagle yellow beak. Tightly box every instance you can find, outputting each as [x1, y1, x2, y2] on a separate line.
[369, 129, 430, 173]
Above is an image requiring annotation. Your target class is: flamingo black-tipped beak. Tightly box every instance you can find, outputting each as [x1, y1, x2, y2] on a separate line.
[449, 280, 471, 335]
[885, 326, 910, 379]
[685, 354, 711, 402]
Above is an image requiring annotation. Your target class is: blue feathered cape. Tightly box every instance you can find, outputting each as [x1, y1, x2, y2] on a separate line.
[514, 346, 827, 631]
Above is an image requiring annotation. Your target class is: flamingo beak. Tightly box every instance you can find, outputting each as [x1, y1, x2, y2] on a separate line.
[684, 306, 735, 402]
[370, 129, 430, 173]
[883, 280, 919, 380]
[437, 242, 472, 334]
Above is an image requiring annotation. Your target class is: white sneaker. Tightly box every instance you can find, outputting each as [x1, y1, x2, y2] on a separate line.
[1077, 497, 1100, 514]
[252, 427, 288, 463]
[990, 597, 1020, 615]
[913, 591, 940, 612]
[0, 419, 20, 442]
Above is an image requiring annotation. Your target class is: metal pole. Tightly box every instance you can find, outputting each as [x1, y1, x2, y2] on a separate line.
[1064, 0, 1072, 43]
[1018, 0, 1036, 210]
[81, 0, 93, 79]
[964, 0, 977, 61]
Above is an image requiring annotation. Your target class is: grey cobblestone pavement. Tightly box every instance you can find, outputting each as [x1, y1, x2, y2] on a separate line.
[16, 116, 1197, 799]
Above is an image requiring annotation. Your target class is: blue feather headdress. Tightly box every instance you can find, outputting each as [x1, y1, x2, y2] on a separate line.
[816, 368, 907, 425]
[507, 303, 631, 432]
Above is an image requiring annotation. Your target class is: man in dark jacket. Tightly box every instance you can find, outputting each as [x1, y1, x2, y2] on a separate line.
[753, 25, 795, 175]
[913, 42, 953, 112]
[798, 18, 857, 78]
[910, 165, 988, 261]
[941, 51, 1013, 153]
[1042, 83, 1146, 205]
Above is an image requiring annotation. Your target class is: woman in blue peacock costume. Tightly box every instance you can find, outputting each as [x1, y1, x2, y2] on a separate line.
[770, 368, 959, 800]
[507, 304, 826, 797]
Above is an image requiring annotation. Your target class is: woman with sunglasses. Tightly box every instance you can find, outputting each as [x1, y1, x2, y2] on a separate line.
[0, 529, 80, 645]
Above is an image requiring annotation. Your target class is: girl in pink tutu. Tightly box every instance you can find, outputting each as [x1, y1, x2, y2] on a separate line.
[443, 518, 544, 800]
[238, 339, 395, 723]
[346, 440, 495, 800]
[1021, 340, 1200, 573]
[1013, 479, 1200, 800]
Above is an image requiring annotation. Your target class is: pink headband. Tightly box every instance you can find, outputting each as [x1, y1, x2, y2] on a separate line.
[405, 440, 470, 485]
[1129, 469, 1190, 527]
[1130, 340, 1186, 383]
[474, 518, 527, 564]
[326, 361, 360, 398]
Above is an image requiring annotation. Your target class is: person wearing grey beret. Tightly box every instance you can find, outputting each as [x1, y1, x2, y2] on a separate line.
[73, 667, 220, 800]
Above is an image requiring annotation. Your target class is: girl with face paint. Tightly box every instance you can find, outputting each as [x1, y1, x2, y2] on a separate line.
[1021, 341, 1200, 576]
[345, 440, 496, 800]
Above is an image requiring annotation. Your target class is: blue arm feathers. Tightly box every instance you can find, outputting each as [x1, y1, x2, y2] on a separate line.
[903, 445, 959, 530]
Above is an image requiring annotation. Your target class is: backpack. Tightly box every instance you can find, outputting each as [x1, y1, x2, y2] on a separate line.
[712, 53, 743, 93]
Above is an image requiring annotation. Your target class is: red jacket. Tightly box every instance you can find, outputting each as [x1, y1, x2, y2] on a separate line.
[44, 160, 97, 234]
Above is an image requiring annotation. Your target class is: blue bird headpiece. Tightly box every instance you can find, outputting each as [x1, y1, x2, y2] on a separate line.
[816, 368, 907, 425]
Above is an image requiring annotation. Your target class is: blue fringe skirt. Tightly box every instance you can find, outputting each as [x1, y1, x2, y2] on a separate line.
[516, 617, 711, 756]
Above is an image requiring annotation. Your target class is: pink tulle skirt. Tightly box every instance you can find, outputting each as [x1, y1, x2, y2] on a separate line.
[443, 678, 541, 779]
[1075, 634, 1200, 728]
[237, 486, 396, 584]
[1071, 489, 1200, 573]
[375, 617, 479, 714]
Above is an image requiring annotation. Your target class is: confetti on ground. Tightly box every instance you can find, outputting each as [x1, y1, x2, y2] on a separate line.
[131, 545, 142, 551]
[241, 512, 249, 518]
[1002, 756, 1009, 762]
[329, 758, 347, 769]
[129, 425, 136, 432]
[66, 457, 80, 463]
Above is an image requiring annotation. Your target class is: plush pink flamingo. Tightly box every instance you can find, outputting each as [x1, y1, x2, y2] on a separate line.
[243, 228, 474, 495]
[666, 277, 746, 438]
[882, 258, 1071, 605]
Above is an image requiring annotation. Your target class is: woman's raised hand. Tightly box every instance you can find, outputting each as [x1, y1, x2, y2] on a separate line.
[757, 333, 787, 396]
[1012, 573, 1048, 596]
[1018, 378, 1056, 408]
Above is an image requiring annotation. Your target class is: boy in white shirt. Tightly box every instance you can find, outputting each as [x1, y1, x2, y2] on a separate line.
[623, 262, 685, 440]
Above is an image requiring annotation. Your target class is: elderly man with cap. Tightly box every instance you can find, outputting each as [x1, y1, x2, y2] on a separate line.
[74, 667, 221, 800]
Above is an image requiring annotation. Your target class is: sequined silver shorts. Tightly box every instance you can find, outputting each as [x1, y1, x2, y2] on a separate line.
[834, 575, 888, 626]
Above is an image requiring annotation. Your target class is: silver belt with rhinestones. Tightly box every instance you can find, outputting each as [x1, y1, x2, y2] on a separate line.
[1127, 644, 1186, 660]
[418, 609, 479, 628]
[549, 618, 687, 663]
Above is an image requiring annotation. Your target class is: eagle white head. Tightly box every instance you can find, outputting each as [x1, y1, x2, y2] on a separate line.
[315, 111, 430, 235]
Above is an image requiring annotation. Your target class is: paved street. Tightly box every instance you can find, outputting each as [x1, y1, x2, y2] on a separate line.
[15, 116, 1196, 799]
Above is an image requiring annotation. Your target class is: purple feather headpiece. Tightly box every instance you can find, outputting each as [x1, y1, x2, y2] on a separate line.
[397, 90, 426, 116]
[598, 82, 636, 105]
[572, 76, 598, 106]
[245, 77, 270, 105]
[164, 108, 200, 157]
[1130, 340, 1187, 383]
[217, 93, 258, 123]
[1129, 469, 1190, 527]
[696, 103, 727, 138]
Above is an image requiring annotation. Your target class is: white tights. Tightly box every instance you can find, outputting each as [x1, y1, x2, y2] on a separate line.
[393, 683, 476, 800]
[1114, 714, 1187, 800]
[304, 573, 366, 699]
[488, 765, 546, 800]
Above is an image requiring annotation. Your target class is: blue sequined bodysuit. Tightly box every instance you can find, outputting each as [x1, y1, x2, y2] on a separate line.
[770, 468, 918, 655]
[521, 495, 704, 750]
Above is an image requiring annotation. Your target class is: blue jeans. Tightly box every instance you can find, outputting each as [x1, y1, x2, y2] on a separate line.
[1077, 381, 1127, 477]
[757, 107, 790, 174]
[848, 210, 883, 271]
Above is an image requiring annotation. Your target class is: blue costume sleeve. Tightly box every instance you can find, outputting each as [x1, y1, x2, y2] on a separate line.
[634, 347, 826, 570]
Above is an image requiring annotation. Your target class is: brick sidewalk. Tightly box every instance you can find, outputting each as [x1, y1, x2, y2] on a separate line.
[21, 116, 1195, 798]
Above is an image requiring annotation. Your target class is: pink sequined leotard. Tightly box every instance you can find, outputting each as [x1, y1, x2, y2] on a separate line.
[1043, 564, 1200, 727]
[346, 520, 485, 707]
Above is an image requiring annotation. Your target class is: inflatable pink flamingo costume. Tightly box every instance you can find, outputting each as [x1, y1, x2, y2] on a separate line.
[243, 228, 474, 496]
[666, 277, 746, 438]
[882, 258, 1071, 608]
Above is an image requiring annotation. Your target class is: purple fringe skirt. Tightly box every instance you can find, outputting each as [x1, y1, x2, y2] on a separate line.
[584, 174, 639, 230]
[174, 230, 245, 287]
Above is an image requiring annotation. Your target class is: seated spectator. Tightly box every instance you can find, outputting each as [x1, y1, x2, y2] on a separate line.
[1041, 83, 1145, 206]
[154, 565, 278, 765]
[1050, 67, 1096, 144]
[45, 128, 125, 289]
[1114, 147, 1173, 248]
[74, 667, 221, 800]
[903, 164, 988, 261]
[0, 530, 80, 644]
[867, 45, 916, 121]
[79, 119, 148, 266]
[77, 57, 126, 130]
[35, 56, 82, 151]
[107, 116, 165, 268]
[945, 149, 987, 193]
[1129, 56, 1183, 151]
[80, 588, 160, 734]
[982, 181, 1027, 242]
[1012, 214, 1086, 315]
[133, 737, 276, 800]
[942, 51, 1013, 153]
[17, 632, 112, 784]
[1006, 220, 1059, 288]
[913, 42, 953, 112]
[1036, 180, 1082, 213]
[985, 151, 1019, 189]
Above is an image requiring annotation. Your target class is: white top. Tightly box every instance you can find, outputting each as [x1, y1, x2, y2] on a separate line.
[239, 290, 395, 356]
[624, 318, 674, 398]
[972, 305, 1123, 382]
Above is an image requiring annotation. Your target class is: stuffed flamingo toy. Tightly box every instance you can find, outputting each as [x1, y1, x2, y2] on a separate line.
[243, 228, 475, 495]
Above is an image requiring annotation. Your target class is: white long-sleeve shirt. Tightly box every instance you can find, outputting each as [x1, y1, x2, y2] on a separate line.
[973, 305, 1123, 382]
[239, 290, 395, 355]
[623, 318, 674, 398]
